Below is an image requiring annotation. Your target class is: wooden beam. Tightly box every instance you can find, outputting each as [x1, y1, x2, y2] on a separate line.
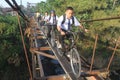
[107, 46, 120, 52]
[30, 47, 51, 51]
[31, 30, 41, 34]
[37, 54, 45, 78]
[81, 16, 120, 23]
[34, 75, 68, 80]
[85, 76, 98, 80]
[31, 29, 41, 33]
[81, 69, 109, 76]
[35, 68, 40, 70]
[85, 75, 105, 80]
[31, 36, 43, 39]
[46, 75, 67, 80]
[31, 50, 57, 60]
[32, 54, 36, 78]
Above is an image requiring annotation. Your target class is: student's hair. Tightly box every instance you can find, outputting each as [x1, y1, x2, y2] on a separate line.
[45, 11, 48, 13]
[50, 10, 55, 14]
[66, 7, 74, 11]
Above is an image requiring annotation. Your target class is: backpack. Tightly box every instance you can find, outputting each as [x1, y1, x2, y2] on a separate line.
[49, 15, 57, 24]
[61, 14, 74, 25]
[38, 15, 42, 21]
[49, 15, 56, 21]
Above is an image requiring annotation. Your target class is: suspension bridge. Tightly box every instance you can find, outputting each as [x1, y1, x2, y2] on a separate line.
[4, 0, 120, 80]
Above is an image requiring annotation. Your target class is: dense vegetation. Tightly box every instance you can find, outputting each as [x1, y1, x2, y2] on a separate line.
[36, 0, 120, 69]
[0, 15, 29, 80]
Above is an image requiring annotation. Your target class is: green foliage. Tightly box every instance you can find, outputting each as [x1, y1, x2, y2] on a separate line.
[0, 15, 29, 80]
[0, 15, 18, 35]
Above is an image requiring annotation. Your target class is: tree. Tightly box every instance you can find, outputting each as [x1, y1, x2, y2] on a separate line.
[0, 15, 29, 80]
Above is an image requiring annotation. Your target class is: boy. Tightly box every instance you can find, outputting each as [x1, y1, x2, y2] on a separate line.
[57, 7, 88, 50]
[43, 11, 49, 22]
[40, 11, 49, 26]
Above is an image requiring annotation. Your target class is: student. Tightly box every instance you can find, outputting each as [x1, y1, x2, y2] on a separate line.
[43, 11, 49, 22]
[47, 10, 58, 38]
[57, 6, 88, 50]
[35, 11, 42, 22]
[35, 11, 40, 19]
[40, 11, 49, 26]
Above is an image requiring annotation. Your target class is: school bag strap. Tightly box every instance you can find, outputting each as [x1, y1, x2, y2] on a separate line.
[61, 14, 74, 25]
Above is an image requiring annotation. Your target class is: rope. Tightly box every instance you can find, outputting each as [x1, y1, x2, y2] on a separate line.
[80, 16, 120, 23]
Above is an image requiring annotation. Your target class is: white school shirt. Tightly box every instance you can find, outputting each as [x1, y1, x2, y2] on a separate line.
[43, 15, 49, 21]
[48, 15, 58, 24]
[57, 15, 81, 31]
[36, 12, 40, 18]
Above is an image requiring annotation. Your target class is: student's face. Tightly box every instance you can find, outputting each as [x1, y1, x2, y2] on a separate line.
[45, 13, 48, 16]
[51, 13, 55, 16]
[65, 10, 74, 19]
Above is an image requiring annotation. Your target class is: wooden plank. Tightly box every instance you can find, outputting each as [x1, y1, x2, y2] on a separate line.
[86, 76, 97, 80]
[85, 75, 104, 80]
[32, 54, 36, 79]
[38, 47, 51, 50]
[46, 40, 81, 80]
[84, 69, 107, 76]
[94, 75, 104, 80]
[32, 50, 57, 60]
[30, 47, 51, 51]
[37, 54, 44, 78]
[32, 36, 43, 39]
[36, 68, 40, 70]
[35, 75, 68, 80]
[46, 75, 68, 80]
[31, 30, 41, 34]
[107, 46, 120, 52]
[30, 29, 41, 33]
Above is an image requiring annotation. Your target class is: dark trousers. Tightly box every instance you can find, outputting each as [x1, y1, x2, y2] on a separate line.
[40, 21, 45, 26]
[47, 25, 56, 38]
[59, 29, 71, 49]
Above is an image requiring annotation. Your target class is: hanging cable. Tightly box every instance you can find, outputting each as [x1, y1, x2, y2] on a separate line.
[12, 0, 28, 20]
[5, 0, 29, 22]
[80, 16, 120, 22]
[5, 0, 17, 10]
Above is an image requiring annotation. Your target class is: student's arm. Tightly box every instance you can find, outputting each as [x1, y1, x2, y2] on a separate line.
[57, 26, 66, 35]
[56, 16, 59, 21]
[57, 16, 62, 31]
[74, 17, 88, 32]
[57, 16, 65, 35]
[46, 16, 50, 23]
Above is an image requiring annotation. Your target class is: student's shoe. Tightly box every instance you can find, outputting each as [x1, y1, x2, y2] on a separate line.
[67, 54, 70, 58]
[47, 37, 51, 41]
[58, 48, 64, 56]
[56, 41, 62, 48]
